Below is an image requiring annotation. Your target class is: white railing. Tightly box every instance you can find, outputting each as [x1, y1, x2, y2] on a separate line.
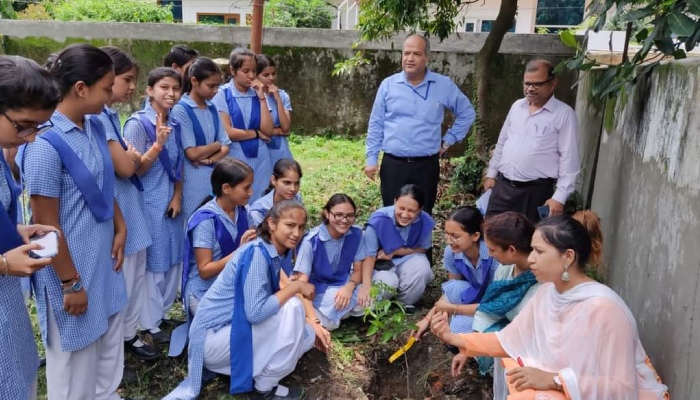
[335, 0, 359, 30]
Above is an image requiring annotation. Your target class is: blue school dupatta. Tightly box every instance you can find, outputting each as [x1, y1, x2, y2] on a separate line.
[138, 114, 183, 183]
[223, 87, 261, 159]
[102, 109, 144, 191]
[366, 210, 434, 254]
[181, 205, 248, 296]
[309, 226, 362, 295]
[40, 118, 115, 222]
[0, 151, 23, 254]
[175, 102, 220, 147]
[454, 256, 494, 304]
[229, 241, 294, 394]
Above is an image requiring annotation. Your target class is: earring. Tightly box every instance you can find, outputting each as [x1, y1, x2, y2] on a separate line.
[561, 263, 570, 282]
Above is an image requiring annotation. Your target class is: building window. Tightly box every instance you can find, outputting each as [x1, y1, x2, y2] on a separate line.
[196, 13, 240, 25]
[465, 22, 475, 32]
[480, 20, 516, 33]
[157, 0, 182, 22]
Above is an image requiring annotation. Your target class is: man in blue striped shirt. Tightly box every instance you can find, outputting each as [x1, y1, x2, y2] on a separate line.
[365, 34, 476, 215]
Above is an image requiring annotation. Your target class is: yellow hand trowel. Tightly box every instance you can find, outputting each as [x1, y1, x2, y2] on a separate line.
[388, 336, 416, 363]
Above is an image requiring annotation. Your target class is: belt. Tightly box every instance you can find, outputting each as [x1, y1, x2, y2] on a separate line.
[498, 174, 556, 188]
[384, 153, 438, 163]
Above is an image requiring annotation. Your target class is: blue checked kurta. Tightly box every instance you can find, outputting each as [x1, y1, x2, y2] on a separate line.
[22, 111, 127, 352]
[442, 240, 497, 333]
[363, 206, 432, 266]
[123, 105, 184, 273]
[171, 94, 231, 224]
[265, 89, 293, 166]
[212, 82, 272, 204]
[169, 199, 252, 356]
[184, 199, 252, 305]
[165, 238, 303, 399]
[248, 189, 302, 227]
[294, 224, 367, 326]
[99, 106, 152, 256]
[0, 155, 39, 400]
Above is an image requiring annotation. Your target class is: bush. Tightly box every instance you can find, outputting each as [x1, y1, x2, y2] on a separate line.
[264, 0, 333, 29]
[448, 135, 487, 196]
[17, 4, 52, 20]
[50, 0, 174, 23]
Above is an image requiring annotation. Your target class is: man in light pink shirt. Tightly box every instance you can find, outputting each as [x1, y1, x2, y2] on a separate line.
[484, 60, 579, 222]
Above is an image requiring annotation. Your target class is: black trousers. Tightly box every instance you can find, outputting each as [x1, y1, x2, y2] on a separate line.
[485, 174, 556, 223]
[379, 153, 440, 215]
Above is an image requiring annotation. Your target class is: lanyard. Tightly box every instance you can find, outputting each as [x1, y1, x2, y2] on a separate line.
[408, 81, 431, 101]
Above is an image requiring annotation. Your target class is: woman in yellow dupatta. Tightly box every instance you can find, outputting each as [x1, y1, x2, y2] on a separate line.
[431, 211, 669, 400]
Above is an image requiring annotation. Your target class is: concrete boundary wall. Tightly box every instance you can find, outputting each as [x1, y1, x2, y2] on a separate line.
[588, 59, 700, 398]
[0, 20, 576, 142]
[0, 20, 573, 55]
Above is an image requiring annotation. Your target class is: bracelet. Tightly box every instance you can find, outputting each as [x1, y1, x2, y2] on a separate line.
[151, 142, 163, 152]
[0, 254, 8, 276]
[254, 130, 260, 139]
[452, 304, 458, 316]
[313, 317, 321, 324]
[258, 97, 266, 101]
[144, 154, 156, 162]
[348, 280, 359, 287]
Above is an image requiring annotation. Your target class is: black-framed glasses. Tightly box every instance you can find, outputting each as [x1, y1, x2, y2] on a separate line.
[330, 212, 357, 222]
[522, 78, 554, 89]
[1, 112, 53, 138]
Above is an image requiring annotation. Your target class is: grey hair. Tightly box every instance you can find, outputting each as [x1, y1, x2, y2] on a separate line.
[405, 34, 431, 55]
[525, 59, 555, 78]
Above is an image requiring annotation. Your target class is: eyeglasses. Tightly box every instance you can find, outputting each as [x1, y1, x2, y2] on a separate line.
[330, 212, 357, 222]
[522, 78, 554, 89]
[444, 233, 463, 244]
[2, 112, 53, 138]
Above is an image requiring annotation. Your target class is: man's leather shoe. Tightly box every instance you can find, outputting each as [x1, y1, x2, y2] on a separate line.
[125, 337, 160, 361]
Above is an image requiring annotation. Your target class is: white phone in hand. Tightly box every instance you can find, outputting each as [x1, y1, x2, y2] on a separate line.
[29, 231, 59, 259]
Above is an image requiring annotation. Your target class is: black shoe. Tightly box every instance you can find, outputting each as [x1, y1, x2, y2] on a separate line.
[125, 337, 160, 361]
[140, 329, 171, 346]
[247, 386, 307, 400]
[403, 304, 416, 315]
[444, 343, 460, 355]
[160, 318, 185, 328]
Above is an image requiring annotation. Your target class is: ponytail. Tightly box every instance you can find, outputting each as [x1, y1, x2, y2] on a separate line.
[572, 210, 603, 269]
[536, 212, 604, 273]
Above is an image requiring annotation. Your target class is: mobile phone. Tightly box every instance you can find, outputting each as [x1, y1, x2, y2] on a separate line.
[537, 205, 550, 220]
[165, 208, 174, 218]
[29, 231, 59, 259]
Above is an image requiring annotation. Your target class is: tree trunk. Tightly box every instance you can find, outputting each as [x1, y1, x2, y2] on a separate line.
[473, 0, 518, 161]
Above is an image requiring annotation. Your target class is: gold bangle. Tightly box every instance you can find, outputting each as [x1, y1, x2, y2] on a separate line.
[452, 304, 458, 316]
[144, 154, 156, 162]
[0, 254, 8, 276]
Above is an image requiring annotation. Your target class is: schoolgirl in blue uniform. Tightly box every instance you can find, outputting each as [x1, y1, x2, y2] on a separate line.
[98, 46, 160, 362]
[412, 206, 497, 339]
[124, 67, 184, 345]
[0, 55, 60, 400]
[165, 200, 315, 400]
[293, 193, 369, 331]
[163, 44, 199, 78]
[249, 158, 302, 226]
[21, 44, 128, 400]
[212, 47, 274, 203]
[172, 57, 231, 224]
[168, 158, 257, 357]
[364, 184, 435, 308]
[255, 54, 293, 166]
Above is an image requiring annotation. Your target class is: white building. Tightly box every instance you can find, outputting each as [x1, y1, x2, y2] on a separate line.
[169, 0, 583, 34]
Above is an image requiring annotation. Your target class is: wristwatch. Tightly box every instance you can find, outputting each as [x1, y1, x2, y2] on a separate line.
[553, 375, 563, 390]
[62, 279, 83, 295]
[441, 142, 450, 150]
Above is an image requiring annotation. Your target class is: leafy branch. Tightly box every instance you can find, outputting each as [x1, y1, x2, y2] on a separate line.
[363, 282, 417, 344]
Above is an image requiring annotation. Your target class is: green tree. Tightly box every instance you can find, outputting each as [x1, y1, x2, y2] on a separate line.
[338, 0, 519, 160]
[264, 0, 333, 29]
[562, 0, 700, 101]
[49, 0, 174, 23]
